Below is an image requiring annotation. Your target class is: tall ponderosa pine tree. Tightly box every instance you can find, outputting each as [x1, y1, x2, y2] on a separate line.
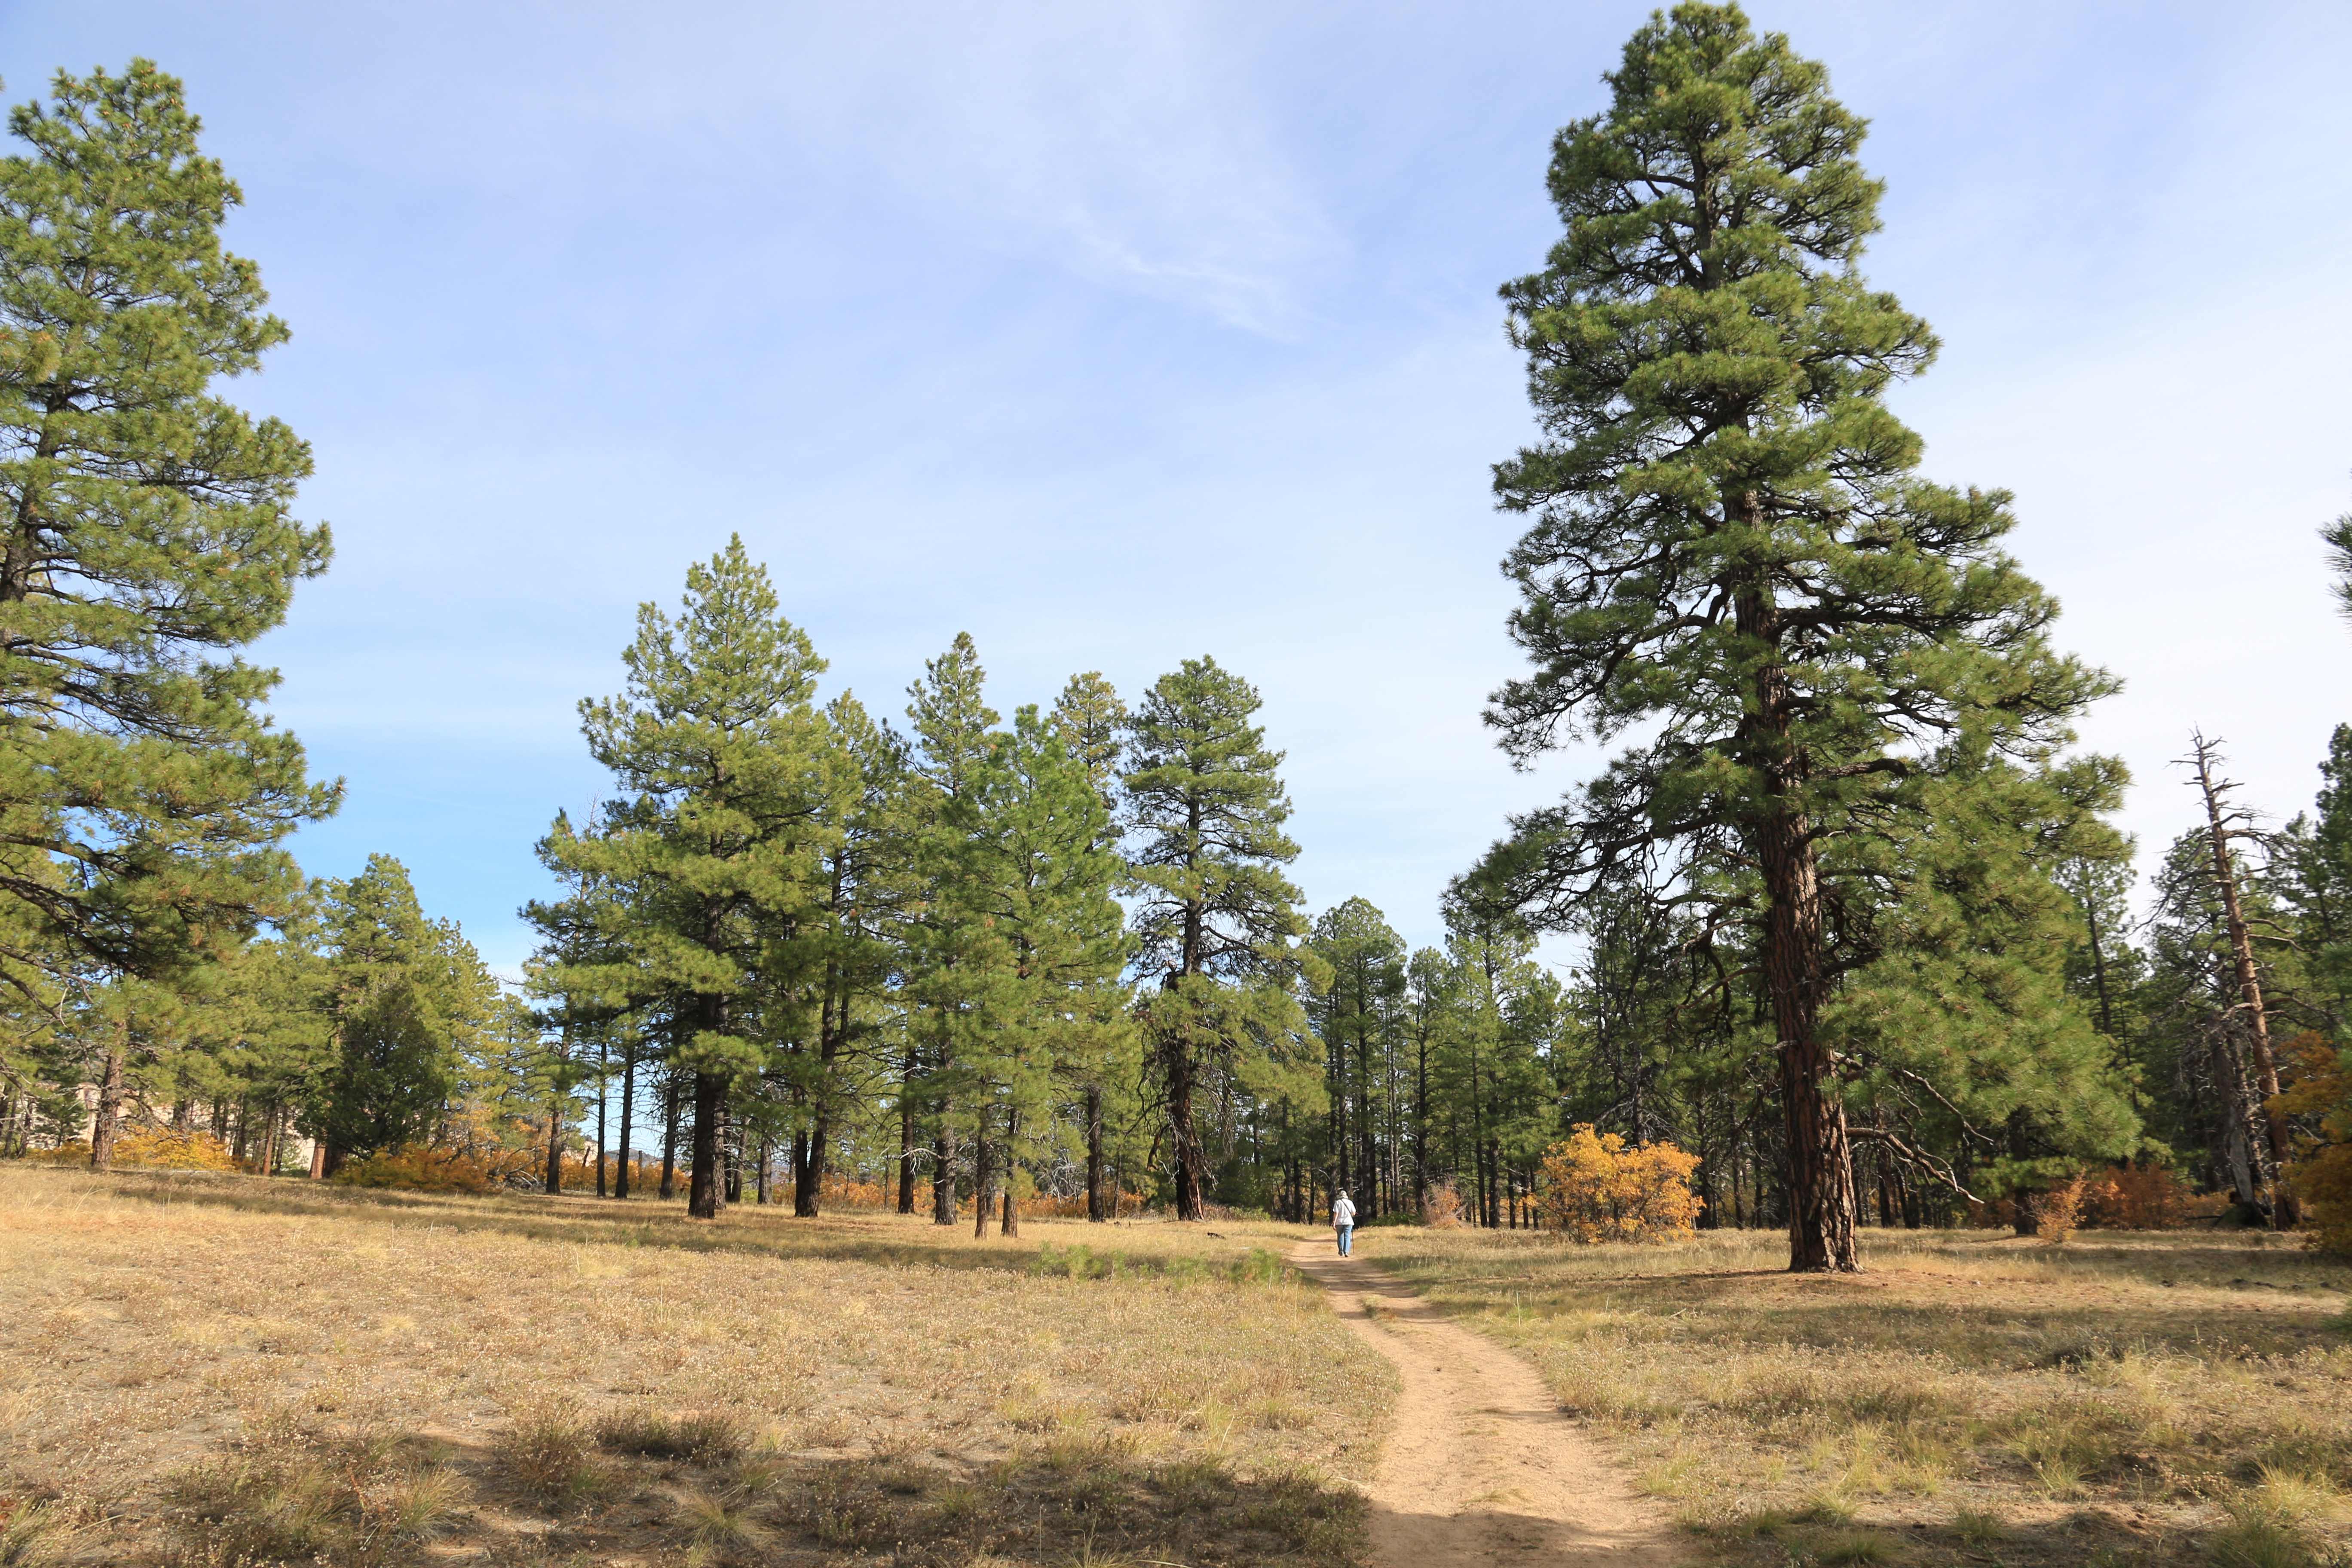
[902, 634, 1006, 1225]
[0, 62, 335, 1026]
[1476, 3, 2107, 1269]
[1309, 898, 1406, 1217]
[554, 538, 847, 1219]
[791, 693, 911, 1216]
[1052, 670, 1130, 1221]
[1126, 657, 1324, 1219]
[968, 703, 1129, 1236]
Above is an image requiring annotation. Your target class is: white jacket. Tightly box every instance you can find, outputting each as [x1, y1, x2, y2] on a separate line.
[1332, 1196, 1357, 1226]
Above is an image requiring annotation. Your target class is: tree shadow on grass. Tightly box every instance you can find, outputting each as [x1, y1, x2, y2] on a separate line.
[1687, 1504, 2334, 1568]
[76, 1167, 1266, 1283]
[1572, 1271, 2349, 1363]
[70, 1167, 1053, 1274]
[156, 1415, 1365, 1568]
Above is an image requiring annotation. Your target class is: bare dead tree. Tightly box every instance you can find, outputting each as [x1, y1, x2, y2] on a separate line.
[2180, 732, 2296, 1225]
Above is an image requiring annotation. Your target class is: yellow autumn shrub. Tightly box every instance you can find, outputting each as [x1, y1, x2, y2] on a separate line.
[1535, 1123, 1702, 1243]
[111, 1129, 239, 1170]
[330, 1143, 494, 1193]
[24, 1130, 239, 1169]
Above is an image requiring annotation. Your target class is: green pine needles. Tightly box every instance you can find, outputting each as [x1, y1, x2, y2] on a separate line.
[0, 61, 335, 998]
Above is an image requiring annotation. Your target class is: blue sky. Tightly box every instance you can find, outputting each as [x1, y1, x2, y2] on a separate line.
[5, 2, 2350, 973]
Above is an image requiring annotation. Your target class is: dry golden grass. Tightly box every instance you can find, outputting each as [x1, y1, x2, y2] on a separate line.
[0, 1164, 1391, 1566]
[1359, 1223, 2352, 1567]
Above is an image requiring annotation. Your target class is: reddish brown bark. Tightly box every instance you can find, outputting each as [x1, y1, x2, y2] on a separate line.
[686, 1071, 726, 1220]
[1739, 566, 1859, 1273]
[89, 1044, 123, 1172]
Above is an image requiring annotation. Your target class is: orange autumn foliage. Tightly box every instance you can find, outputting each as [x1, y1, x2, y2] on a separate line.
[2077, 1164, 2197, 1229]
[1536, 1124, 1703, 1243]
[819, 1173, 891, 1210]
[1027, 1187, 1150, 1219]
[2277, 1031, 2352, 1257]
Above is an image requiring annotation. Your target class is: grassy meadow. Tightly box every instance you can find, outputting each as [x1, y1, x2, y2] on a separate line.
[1359, 1223, 2352, 1567]
[0, 1165, 1390, 1567]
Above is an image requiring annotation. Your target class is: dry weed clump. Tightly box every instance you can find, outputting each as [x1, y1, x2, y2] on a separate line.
[1363, 1222, 2352, 1567]
[2026, 1172, 2089, 1243]
[592, 1405, 749, 1463]
[0, 1163, 1384, 1565]
[494, 1402, 609, 1509]
[162, 1412, 459, 1566]
[0, 1498, 83, 1567]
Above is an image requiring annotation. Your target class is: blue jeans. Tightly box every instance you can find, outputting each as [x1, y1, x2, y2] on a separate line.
[1335, 1224, 1353, 1256]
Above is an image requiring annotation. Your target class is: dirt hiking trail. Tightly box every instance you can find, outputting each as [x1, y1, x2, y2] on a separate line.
[1290, 1241, 1682, 1567]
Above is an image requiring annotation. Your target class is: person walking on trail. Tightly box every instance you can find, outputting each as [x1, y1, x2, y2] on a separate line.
[1332, 1189, 1356, 1256]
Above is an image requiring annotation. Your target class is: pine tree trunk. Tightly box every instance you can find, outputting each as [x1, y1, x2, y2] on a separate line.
[796, 1115, 828, 1217]
[1001, 1108, 1021, 1236]
[2210, 1030, 2265, 1212]
[89, 1041, 124, 1172]
[1733, 555, 1862, 1273]
[895, 1109, 914, 1213]
[616, 1046, 636, 1200]
[660, 1074, 680, 1200]
[971, 1105, 993, 1239]
[756, 1132, 770, 1205]
[1412, 1034, 1430, 1216]
[1758, 796, 1858, 1270]
[898, 1041, 919, 1215]
[932, 1124, 956, 1225]
[1085, 1084, 1105, 1222]
[1166, 1029, 1203, 1220]
[595, 1040, 609, 1199]
[723, 1108, 743, 1205]
[687, 1071, 726, 1219]
[545, 1099, 564, 1194]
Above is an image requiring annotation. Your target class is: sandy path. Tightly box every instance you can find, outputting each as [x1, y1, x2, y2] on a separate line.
[1291, 1240, 1681, 1567]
